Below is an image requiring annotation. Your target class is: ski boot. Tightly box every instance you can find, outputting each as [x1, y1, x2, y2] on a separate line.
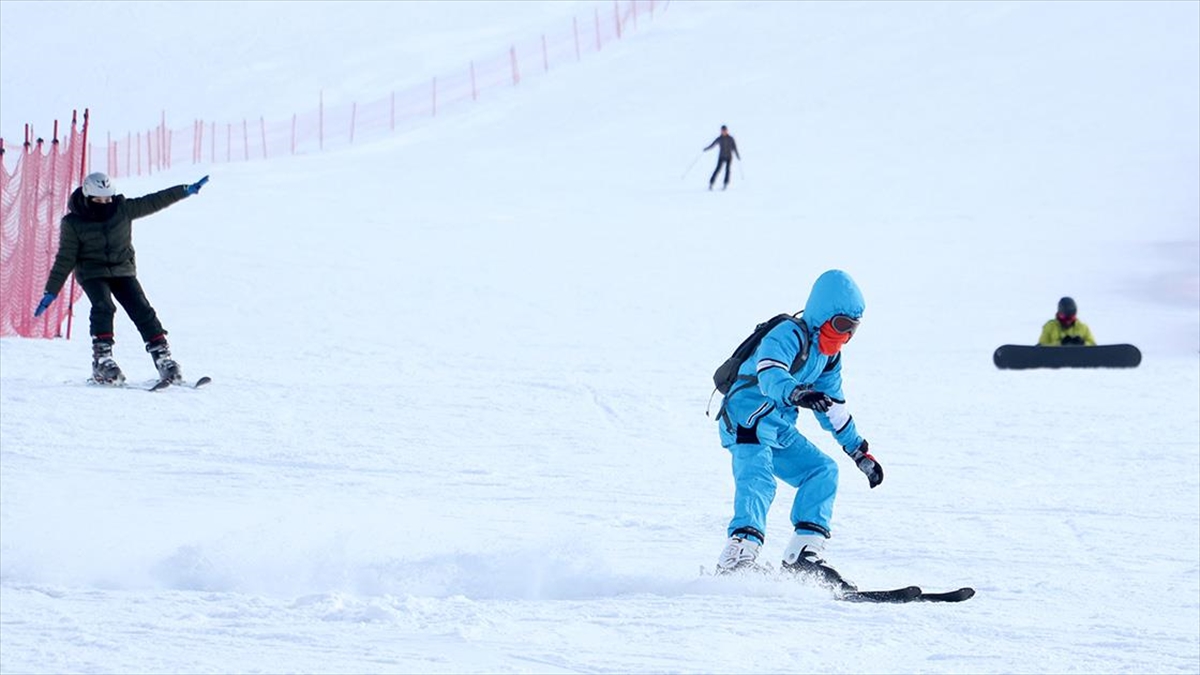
[715, 528, 769, 576]
[146, 336, 183, 384]
[91, 339, 126, 385]
[780, 532, 855, 592]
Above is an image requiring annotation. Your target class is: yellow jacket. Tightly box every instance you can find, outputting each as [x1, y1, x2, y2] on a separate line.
[1038, 319, 1096, 346]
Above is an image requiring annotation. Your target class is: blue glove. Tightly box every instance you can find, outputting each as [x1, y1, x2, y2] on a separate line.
[185, 175, 210, 195]
[34, 292, 56, 317]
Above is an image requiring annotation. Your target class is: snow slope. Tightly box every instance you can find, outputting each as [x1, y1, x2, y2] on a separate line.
[2, 1, 1198, 673]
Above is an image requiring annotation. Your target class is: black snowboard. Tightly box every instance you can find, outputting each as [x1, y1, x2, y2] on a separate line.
[993, 344, 1141, 370]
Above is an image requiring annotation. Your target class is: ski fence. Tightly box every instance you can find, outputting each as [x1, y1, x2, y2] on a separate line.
[1, 0, 665, 340]
[0, 113, 89, 339]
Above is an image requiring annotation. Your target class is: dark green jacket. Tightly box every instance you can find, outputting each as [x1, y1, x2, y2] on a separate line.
[45, 185, 190, 295]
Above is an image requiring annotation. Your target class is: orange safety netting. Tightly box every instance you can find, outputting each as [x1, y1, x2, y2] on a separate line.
[0, 113, 88, 338]
[93, 0, 665, 177]
[2, 1, 663, 341]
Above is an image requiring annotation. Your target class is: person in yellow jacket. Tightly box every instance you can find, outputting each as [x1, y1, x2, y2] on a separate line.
[1038, 297, 1097, 346]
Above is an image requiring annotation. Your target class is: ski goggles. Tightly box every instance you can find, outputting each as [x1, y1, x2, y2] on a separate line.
[829, 314, 861, 336]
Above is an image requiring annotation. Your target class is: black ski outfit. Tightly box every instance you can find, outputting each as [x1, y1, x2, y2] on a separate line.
[46, 185, 190, 343]
[704, 128, 741, 190]
[38, 172, 209, 385]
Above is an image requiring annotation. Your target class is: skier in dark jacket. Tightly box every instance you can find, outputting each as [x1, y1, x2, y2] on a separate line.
[34, 171, 210, 385]
[703, 125, 741, 190]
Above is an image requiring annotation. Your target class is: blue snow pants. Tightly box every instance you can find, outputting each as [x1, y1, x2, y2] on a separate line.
[725, 436, 839, 541]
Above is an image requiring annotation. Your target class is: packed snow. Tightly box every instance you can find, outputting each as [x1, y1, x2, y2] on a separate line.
[2, 1, 1198, 673]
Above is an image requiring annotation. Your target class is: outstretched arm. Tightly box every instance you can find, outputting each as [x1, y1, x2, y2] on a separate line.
[123, 185, 190, 220]
[123, 175, 207, 220]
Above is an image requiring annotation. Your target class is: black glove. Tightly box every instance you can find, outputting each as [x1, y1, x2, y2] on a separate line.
[849, 440, 883, 489]
[788, 387, 832, 412]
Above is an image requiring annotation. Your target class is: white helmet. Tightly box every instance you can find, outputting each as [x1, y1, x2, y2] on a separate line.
[82, 172, 115, 198]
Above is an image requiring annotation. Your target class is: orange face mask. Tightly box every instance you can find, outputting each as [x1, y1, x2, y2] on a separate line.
[818, 320, 854, 355]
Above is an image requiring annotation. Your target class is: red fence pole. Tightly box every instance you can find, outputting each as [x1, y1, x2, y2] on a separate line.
[595, 8, 602, 51]
[46, 122, 62, 337]
[67, 109, 90, 340]
[510, 46, 520, 85]
[160, 110, 167, 170]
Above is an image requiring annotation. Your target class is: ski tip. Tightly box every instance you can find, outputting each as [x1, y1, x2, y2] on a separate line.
[919, 587, 976, 602]
[149, 376, 211, 391]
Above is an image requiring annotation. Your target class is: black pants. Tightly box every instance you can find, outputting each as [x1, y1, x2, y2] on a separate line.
[710, 157, 732, 186]
[78, 276, 165, 343]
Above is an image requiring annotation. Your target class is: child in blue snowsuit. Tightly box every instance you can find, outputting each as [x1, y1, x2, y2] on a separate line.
[714, 269, 883, 589]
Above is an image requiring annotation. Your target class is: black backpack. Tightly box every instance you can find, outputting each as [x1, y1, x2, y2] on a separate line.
[712, 313, 806, 395]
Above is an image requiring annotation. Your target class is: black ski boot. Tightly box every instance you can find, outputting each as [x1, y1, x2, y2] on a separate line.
[780, 534, 855, 592]
[146, 336, 183, 384]
[91, 339, 126, 385]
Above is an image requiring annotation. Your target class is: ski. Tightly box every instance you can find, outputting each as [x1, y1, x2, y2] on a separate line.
[700, 565, 975, 604]
[837, 586, 975, 603]
[837, 586, 922, 603]
[148, 376, 212, 392]
[917, 587, 975, 603]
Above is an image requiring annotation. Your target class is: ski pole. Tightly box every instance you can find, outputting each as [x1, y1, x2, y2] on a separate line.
[681, 153, 703, 180]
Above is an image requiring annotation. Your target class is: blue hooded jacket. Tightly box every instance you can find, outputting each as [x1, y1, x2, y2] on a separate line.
[718, 270, 866, 454]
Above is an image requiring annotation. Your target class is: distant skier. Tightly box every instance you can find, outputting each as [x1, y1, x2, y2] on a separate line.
[712, 269, 882, 591]
[34, 171, 210, 385]
[703, 125, 741, 191]
[1037, 296, 1096, 346]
